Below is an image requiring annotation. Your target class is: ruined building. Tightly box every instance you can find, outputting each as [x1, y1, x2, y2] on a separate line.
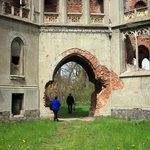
[0, 0, 150, 121]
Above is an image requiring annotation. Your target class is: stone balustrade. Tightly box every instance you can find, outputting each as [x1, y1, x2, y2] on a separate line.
[44, 12, 105, 25]
[124, 7, 148, 20]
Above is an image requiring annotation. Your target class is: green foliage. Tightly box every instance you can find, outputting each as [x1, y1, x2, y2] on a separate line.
[54, 62, 94, 106]
[59, 76, 94, 106]
[70, 77, 94, 105]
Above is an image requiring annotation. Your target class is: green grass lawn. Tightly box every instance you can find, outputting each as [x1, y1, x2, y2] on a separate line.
[0, 106, 150, 150]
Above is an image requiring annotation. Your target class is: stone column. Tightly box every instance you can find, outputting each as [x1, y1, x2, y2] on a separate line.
[39, 0, 44, 23]
[83, 0, 90, 24]
[121, 32, 126, 73]
[59, 0, 67, 24]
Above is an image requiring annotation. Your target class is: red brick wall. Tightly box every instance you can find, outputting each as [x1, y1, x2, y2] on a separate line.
[67, 0, 82, 13]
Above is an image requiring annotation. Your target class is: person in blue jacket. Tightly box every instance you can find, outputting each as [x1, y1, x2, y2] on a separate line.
[51, 96, 61, 121]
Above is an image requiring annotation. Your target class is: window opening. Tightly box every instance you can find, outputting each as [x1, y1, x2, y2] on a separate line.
[11, 94, 24, 115]
[138, 45, 150, 69]
[11, 37, 24, 76]
[67, 0, 82, 13]
[12, 56, 20, 65]
[90, 0, 104, 13]
[44, 0, 59, 12]
[142, 58, 150, 70]
[123, 29, 150, 71]
[134, 1, 146, 9]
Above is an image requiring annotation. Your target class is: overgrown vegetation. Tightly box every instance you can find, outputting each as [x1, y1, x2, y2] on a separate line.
[0, 115, 150, 150]
[46, 62, 94, 106]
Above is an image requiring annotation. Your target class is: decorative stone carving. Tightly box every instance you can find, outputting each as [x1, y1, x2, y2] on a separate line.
[68, 15, 81, 23]
[90, 15, 104, 24]
[44, 14, 59, 23]
[123, 28, 149, 39]
[124, 11, 135, 20]
[124, 8, 148, 20]
[40, 27, 111, 35]
[136, 9, 148, 17]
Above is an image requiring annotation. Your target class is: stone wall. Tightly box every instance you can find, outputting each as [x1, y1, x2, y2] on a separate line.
[0, 111, 10, 122]
[0, 16, 39, 122]
[0, 110, 40, 122]
[112, 109, 150, 120]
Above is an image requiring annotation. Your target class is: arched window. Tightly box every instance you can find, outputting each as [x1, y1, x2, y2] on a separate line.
[11, 37, 24, 76]
[138, 45, 149, 69]
[124, 29, 150, 72]
[134, 1, 146, 9]
[142, 58, 150, 70]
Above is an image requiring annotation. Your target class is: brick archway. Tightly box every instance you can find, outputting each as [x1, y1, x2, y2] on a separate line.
[132, 0, 147, 9]
[49, 48, 124, 116]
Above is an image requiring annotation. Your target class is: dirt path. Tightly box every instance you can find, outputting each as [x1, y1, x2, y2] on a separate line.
[58, 117, 95, 122]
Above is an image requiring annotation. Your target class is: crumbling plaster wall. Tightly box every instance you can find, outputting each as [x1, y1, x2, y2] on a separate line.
[111, 75, 150, 120]
[110, 28, 150, 119]
[0, 17, 39, 119]
[0, 17, 39, 85]
[39, 27, 123, 117]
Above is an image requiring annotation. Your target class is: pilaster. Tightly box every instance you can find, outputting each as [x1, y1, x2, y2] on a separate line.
[104, 0, 110, 25]
[109, 0, 120, 26]
[39, 0, 44, 24]
[83, 0, 90, 24]
[119, 0, 124, 23]
[59, 0, 67, 24]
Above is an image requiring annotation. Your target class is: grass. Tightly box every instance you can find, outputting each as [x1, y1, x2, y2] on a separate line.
[0, 106, 150, 150]
[58, 105, 90, 118]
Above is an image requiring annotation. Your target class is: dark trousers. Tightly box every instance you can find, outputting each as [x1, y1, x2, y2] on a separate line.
[68, 104, 72, 114]
[53, 110, 59, 121]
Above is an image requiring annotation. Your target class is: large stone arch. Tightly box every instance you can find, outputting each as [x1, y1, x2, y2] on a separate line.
[46, 48, 124, 116]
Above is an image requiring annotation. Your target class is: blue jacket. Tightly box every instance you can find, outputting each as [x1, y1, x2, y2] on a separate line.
[51, 98, 61, 111]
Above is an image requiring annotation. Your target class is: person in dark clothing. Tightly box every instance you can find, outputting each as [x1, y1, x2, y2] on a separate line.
[51, 96, 61, 121]
[66, 93, 75, 114]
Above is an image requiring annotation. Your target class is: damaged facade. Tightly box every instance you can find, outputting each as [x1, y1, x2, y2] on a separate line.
[0, 0, 150, 121]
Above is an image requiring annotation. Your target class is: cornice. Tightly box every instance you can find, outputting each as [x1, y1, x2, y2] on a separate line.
[40, 26, 111, 34]
[112, 18, 150, 31]
[0, 14, 39, 27]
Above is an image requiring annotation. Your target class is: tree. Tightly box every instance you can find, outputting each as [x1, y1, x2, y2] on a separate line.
[54, 62, 94, 105]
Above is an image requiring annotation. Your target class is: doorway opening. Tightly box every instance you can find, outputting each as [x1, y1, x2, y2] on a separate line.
[45, 61, 96, 118]
[11, 93, 24, 115]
